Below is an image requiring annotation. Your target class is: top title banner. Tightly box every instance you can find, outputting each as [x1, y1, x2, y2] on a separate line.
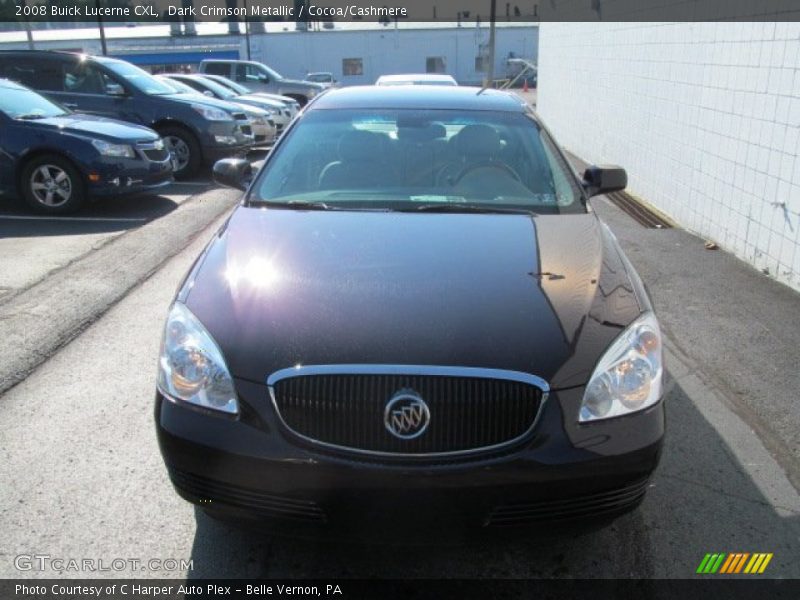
[3, 0, 800, 23]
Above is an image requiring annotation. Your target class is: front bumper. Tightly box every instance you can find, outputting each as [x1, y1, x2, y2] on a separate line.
[251, 121, 276, 145]
[200, 121, 254, 164]
[85, 154, 173, 197]
[156, 379, 664, 539]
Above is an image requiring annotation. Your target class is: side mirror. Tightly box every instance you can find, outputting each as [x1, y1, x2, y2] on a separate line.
[213, 158, 253, 191]
[260, 75, 270, 83]
[582, 165, 627, 198]
[203, 90, 214, 97]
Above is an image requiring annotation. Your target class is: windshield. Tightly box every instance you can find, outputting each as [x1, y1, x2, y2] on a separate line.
[192, 77, 238, 99]
[157, 77, 202, 96]
[0, 86, 67, 119]
[252, 108, 584, 214]
[102, 61, 176, 95]
[260, 64, 284, 80]
[206, 75, 250, 95]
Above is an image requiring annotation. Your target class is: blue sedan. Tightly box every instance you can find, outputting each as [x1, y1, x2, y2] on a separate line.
[0, 79, 173, 213]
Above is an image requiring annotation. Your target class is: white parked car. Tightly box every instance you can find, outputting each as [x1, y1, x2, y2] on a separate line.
[306, 72, 338, 88]
[375, 74, 458, 86]
[200, 74, 300, 130]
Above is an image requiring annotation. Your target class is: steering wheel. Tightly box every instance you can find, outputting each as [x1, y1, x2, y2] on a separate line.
[454, 161, 522, 185]
[433, 162, 463, 187]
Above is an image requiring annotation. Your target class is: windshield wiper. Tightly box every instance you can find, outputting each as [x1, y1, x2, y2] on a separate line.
[252, 200, 339, 211]
[15, 113, 48, 120]
[398, 204, 538, 216]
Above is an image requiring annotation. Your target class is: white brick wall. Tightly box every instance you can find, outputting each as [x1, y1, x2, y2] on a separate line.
[537, 22, 800, 291]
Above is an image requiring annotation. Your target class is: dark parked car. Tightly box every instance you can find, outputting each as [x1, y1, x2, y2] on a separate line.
[0, 51, 254, 178]
[155, 86, 664, 538]
[0, 79, 172, 213]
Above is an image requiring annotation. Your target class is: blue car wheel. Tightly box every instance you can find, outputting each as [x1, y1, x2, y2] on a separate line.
[21, 154, 86, 214]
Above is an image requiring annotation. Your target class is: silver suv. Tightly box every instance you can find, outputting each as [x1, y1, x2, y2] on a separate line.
[199, 60, 324, 106]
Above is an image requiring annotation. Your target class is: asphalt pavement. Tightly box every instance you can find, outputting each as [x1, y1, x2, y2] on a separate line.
[0, 151, 798, 579]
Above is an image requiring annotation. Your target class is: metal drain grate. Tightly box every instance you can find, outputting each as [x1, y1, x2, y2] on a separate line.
[605, 191, 672, 229]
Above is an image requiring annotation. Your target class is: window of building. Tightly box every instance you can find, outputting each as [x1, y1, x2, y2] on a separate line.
[475, 56, 488, 73]
[426, 57, 446, 74]
[342, 58, 363, 77]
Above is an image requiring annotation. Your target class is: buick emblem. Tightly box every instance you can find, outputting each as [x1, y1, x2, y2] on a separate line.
[384, 390, 430, 440]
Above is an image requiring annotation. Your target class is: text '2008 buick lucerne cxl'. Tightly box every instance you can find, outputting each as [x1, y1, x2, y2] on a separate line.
[155, 86, 665, 539]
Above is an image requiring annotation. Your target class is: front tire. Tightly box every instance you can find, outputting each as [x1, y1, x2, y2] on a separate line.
[158, 125, 201, 179]
[20, 155, 86, 214]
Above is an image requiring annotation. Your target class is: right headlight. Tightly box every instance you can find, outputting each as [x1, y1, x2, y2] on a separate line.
[579, 311, 663, 422]
[157, 302, 238, 415]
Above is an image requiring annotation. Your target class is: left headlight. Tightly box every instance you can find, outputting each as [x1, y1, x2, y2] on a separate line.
[91, 139, 135, 158]
[579, 311, 663, 422]
[157, 302, 238, 415]
[191, 103, 233, 122]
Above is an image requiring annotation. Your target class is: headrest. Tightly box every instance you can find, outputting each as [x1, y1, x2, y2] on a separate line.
[338, 130, 385, 162]
[429, 122, 447, 139]
[455, 124, 502, 158]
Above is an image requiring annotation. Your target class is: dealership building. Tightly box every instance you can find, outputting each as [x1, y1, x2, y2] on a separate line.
[0, 21, 537, 86]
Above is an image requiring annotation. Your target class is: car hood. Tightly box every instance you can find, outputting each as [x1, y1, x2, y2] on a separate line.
[165, 92, 246, 114]
[231, 103, 269, 118]
[235, 95, 285, 109]
[24, 113, 158, 143]
[281, 78, 325, 90]
[246, 92, 296, 105]
[182, 208, 642, 389]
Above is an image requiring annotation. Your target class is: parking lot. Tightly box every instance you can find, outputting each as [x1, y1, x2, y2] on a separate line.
[0, 181, 202, 299]
[0, 129, 798, 580]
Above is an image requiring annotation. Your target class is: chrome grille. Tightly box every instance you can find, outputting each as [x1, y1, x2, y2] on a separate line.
[268, 365, 547, 458]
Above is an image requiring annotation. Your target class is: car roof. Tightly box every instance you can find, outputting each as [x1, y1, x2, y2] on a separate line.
[309, 85, 527, 113]
[0, 50, 130, 66]
[201, 59, 251, 64]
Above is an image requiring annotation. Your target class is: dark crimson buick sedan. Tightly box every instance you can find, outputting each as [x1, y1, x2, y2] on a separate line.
[155, 86, 664, 538]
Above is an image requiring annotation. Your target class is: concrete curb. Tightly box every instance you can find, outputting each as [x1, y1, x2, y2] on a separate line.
[0, 189, 239, 395]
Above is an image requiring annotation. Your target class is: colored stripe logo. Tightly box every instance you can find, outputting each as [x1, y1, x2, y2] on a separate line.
[696, 553, 773, 574]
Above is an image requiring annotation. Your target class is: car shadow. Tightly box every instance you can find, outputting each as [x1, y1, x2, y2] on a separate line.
[0, 182, 205, 238]
[183, 377, 800, 578]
